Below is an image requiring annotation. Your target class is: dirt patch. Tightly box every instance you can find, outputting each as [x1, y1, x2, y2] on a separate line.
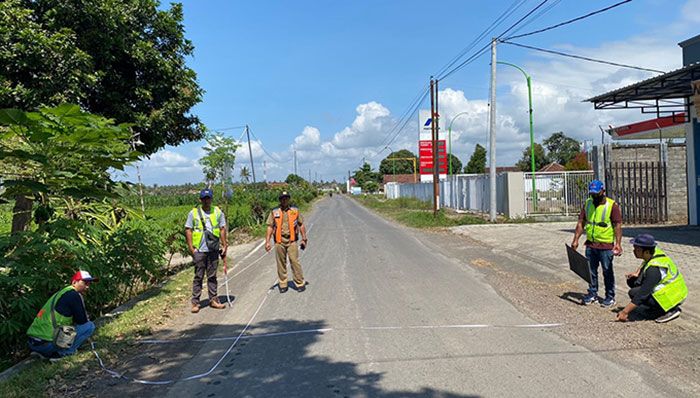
[472, 244, 700, 396]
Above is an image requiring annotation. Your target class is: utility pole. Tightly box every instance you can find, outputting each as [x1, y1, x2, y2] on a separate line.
[294, 150, 297, 175]
[430, 78, 439, 216]
[488, 38, 498, 222]
[245, 125, 256, 183]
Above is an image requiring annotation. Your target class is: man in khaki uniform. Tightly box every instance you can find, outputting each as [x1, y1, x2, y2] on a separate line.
[265, 191, 308, 293]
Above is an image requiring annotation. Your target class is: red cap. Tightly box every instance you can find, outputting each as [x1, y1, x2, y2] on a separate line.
[71, 270, 98, 283]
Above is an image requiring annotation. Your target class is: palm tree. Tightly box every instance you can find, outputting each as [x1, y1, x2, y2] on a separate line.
[240, 166, 251, 183]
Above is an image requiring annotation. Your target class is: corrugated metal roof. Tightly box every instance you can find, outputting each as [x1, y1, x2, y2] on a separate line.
[586, 62, 700, 103]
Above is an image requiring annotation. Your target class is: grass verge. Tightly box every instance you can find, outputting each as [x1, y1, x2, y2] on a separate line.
[354, 195, 487, 228]
[0, 261, 194, 398]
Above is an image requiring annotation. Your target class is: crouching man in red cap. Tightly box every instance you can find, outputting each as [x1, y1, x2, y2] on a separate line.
[26, 271, 97, 360]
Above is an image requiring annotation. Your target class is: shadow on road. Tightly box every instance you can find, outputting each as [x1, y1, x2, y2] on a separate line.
[89, 318, 480, 398]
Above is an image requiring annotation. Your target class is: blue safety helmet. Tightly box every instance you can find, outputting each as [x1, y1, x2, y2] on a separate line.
[588, 180, 604, 194]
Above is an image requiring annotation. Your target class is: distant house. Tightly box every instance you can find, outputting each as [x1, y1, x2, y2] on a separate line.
[539, 162, 566, 172]
[383, 174, 418, 184]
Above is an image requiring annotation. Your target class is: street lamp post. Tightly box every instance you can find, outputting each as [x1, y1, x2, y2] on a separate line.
[447, 111, 470, 175]
[497, 61, 537, 210]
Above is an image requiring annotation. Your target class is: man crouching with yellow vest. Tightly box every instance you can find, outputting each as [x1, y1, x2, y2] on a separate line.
[265, 191, 308, 293]
[27, 271, 97, 361]
[617, 234, 688, 323]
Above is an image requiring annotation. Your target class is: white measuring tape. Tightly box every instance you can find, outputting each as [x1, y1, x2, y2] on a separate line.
[92, 223, 316, 385]
[91, 220, 563, 385]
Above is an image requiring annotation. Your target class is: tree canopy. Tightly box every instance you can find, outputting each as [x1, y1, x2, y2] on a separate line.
[352, 162, 382, 191]
[0, 0, 204, 155]
[516, 143, 548, 172]
[447, 153, 463, 175]
[465, 144, 487, 174]
[379, 150, 417, 175]
[543, 132, 581, 165]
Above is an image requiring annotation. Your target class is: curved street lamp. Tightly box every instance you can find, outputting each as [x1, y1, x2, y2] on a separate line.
[497, 61, 537, 209]
[447, 111, 470, 175]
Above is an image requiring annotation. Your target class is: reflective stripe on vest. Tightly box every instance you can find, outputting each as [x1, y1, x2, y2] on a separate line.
[27, 286, 75, 341]
[272, 207, 299, 243]
[191, 206, 221, 248]
[642, 248, 688, 311]
[584, 197, 615, 244]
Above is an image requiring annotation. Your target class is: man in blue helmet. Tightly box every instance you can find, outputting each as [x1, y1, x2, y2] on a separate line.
[571, 179, 623, 307]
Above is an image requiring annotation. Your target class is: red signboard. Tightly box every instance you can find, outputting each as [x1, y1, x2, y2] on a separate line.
[419, 140, 447, 175]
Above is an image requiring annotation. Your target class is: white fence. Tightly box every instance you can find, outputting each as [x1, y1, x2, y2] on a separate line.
[524, 171, 594, 215]
[386, 173, 524, 218]
[385, 170, 594, 218]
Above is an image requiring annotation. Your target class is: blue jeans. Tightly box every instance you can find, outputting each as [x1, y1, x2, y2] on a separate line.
[28, 321, 95, 357]
[586, 247, 615, 299]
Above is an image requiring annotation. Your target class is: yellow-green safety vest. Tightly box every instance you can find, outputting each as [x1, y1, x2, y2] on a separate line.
[27, 286, 75, 341]
[641, 248, 688, 311]
[191, 206, 222, 248]
[584, 197, 616, 244]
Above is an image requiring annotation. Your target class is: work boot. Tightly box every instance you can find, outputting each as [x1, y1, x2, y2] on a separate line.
[191, 303, 200, 313]
[209, 298, 226, 309]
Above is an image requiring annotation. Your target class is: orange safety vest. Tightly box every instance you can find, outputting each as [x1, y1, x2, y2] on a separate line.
[272, 207, 299, 243]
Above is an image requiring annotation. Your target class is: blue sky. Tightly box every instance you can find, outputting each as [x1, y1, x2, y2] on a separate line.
[122, 0, 700, 186]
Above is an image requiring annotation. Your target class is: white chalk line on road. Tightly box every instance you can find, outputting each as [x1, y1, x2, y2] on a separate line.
[92, 288, 273, 385]
[92, 222, 317, 385]
[134, 322, 563, 345]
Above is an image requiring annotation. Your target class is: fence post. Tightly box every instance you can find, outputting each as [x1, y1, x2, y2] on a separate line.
[564, 172, 569, 217]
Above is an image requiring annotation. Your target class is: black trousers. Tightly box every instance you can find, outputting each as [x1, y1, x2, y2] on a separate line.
[192, 251, 219, 304]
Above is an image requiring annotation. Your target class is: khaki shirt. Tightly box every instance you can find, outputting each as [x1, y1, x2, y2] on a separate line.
[267, 207, 304, 244]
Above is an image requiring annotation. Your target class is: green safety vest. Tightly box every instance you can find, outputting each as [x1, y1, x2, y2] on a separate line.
[584, 197, 616, 244]
[27, 286, 75, 341]
[191, 206, 221, 248]
[641, 248, 688, 311]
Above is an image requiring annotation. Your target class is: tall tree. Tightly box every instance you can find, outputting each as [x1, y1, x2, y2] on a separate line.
[565, 152, 591, 171]
[199, 133, 240, 191]
[352, 162, 382, 191]
[543, 132, 581, 165]
[516, 143, 548, 172]
[446, 153, 463, 175]
[0, 0, 204, 155]
[379, 150, 417, 175]
[465, 144, 487, 174]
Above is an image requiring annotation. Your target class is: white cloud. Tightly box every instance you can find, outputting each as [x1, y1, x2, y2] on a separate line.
[293, 126, 321, 149]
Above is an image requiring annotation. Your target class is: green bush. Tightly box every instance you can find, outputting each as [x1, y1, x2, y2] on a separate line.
[0, 218, 166, 366]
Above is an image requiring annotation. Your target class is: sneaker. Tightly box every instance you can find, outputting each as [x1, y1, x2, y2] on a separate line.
[582, 293, 598, 305]
[655, 308, 681, 323]
[48, 355, 65, 363]
[296, 284, 306, 292]
[600, 297, 616, 308]
[279, 286, 288, 293]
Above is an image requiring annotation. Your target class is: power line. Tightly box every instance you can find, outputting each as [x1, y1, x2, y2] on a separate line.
[247, 127, 293, 164]
[501, 40, 665, 74]
[504, 0, 633, 40]
[439, 0, 551, 81]
[434, 0, 529, 78]
[505, 0, 564, 37]
[210, 125, 247, 131]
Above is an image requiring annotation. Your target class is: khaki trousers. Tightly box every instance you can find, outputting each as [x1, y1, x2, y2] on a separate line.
[275, 242, 304, 288]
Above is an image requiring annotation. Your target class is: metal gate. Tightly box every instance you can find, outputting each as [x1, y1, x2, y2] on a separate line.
[605, 161, 667, 224]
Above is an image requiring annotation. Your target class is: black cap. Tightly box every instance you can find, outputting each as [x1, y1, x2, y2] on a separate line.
[630, 233, 656, 248]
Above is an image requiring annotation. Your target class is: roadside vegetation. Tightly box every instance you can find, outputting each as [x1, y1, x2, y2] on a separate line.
[355, 195, 487, 228]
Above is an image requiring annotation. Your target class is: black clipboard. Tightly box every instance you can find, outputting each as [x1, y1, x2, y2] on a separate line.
[566, 244, 592, 284]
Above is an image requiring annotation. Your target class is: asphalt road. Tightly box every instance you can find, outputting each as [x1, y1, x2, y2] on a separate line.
[105, 196, 672, 397]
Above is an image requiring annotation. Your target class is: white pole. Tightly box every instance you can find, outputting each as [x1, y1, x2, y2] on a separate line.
[489, 38, 498, 222]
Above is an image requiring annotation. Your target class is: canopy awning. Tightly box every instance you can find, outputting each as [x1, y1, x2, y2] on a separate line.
[586, 62, 700, 120]
[608, 114, 687, 141]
